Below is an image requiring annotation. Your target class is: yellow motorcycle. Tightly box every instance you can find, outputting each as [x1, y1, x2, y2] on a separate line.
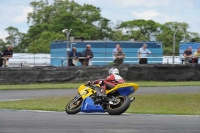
[65, 82, 139, 115]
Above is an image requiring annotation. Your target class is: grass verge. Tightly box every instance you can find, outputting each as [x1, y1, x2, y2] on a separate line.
[0, 93, 200, 115]
[0, 81, 200, 90]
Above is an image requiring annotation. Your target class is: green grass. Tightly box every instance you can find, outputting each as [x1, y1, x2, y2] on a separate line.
[0, 81, 200, 90]
[0, 93, 200, 115]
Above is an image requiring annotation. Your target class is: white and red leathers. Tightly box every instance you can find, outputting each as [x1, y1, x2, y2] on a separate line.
[94, 73, 125, 93]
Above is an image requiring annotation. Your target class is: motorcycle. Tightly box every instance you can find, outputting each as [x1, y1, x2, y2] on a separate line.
[65, 82, 139, 115]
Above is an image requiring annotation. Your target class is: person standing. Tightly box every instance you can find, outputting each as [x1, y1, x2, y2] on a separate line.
[0, 47, 3, 67]
[81, 44, 94, 66]
[2, 45, 13, 67]
[137, 44, 151, 64]
[68, 47, 79, 66]
[193, 46, 200, 63]
[112, 44, 120, 62]
[183, 46, 193, 63]
[114, 48, 125, 65]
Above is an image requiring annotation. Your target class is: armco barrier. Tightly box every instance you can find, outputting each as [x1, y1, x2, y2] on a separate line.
[127, 64, 200, 81]
[0, 64, 200, 84]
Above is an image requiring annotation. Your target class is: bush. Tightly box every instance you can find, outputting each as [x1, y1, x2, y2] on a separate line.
[108, 62, 114, 65]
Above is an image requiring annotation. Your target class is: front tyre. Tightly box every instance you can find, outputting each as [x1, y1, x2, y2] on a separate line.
[107, 95, 130, 115]
[65, 96, 83, 114]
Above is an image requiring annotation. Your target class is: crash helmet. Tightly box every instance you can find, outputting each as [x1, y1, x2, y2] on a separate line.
[108, 68, 119, 75]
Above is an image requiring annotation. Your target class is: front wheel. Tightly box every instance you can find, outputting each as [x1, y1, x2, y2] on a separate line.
[107, 95, 130, 115]
[65, 95, 83, 114]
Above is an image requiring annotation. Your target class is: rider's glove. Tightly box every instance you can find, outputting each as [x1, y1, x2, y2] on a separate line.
[86, 81, 92, 86]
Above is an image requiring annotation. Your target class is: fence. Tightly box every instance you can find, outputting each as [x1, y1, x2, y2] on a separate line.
[4, 56, 182, 68]
[1, 53, 199, 68]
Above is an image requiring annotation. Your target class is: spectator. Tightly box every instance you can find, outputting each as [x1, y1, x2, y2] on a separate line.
[114, 47, 125, 65]
[2, 45, 13, 67]
[193, 46, 200, 63]
[81, 44, 94, 66]
[68, 47, 79, 66]
[183, 46, 193, 63]
[0, 47, 3, 67]
[112, 44, 120, 62]
[137, 44, 151, 64]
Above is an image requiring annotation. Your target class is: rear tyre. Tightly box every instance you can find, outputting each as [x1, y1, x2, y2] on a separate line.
[65, 96, 83, 114]
[107, 95, 130, 115]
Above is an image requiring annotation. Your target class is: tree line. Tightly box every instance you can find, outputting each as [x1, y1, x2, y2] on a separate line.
[0, 0, 200, 54]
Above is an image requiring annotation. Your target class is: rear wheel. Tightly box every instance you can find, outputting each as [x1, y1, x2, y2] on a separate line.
[65, 96, 83, 114]
[107, 95, 130, 115]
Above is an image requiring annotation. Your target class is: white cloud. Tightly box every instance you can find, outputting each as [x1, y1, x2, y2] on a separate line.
[113, 0, 170, 8]
[132, 10, 163, 20]
[131, 10, 188, 26]
[183, 0, 195, 8]
[0, 30, 8, 40]
[13, 6, 33, 23]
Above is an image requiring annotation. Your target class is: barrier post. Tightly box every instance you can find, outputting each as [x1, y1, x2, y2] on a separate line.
[61, 57, 64, 66]
[172, 30, 179, 64]
[167, 57, 169, 64]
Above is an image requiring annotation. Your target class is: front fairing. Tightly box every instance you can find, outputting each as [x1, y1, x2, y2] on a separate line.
[78, 84, 96, 99]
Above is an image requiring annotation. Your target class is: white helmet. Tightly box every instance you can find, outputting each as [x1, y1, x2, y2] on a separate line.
[108, 68, 119, 75]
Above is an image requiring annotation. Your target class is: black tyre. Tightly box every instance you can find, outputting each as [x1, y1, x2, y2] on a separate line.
[107, 95, 130, 115]
[65, 96, 83, 114]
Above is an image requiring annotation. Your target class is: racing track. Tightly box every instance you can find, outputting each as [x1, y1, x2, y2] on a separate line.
[0, 110, 200, 133]
[0, 86, 200, 100]
[0, 86, 200, 133]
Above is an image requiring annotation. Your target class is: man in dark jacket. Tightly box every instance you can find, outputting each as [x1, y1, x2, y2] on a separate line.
[2, 45, 13, 67]
[81, 44, 94, 66]
[68, 47, 79, 66]
[0, 47, 3, 67]
[114, 47, 125, 64]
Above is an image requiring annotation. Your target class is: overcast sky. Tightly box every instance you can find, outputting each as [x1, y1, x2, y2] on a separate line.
[0, 0, 200, 40]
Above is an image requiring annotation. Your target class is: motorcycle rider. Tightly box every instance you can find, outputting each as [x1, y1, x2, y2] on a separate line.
[87, 68, 125, 97]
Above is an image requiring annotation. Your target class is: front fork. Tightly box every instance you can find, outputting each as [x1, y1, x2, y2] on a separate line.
[72, 95, 82, 103]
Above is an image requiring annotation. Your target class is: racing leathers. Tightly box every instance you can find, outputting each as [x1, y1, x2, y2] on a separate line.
[93, 73, 125, 94]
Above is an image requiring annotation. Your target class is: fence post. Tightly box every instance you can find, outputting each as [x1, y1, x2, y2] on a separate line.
[167, 57, 169, 64]
[173, 29, 179, 64]
[61, 57, 63, 66]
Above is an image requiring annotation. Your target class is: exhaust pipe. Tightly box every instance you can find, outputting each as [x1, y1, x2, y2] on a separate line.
[130, 97, 135, 102]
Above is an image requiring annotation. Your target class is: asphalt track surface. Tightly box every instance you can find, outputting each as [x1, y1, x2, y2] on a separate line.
[0, 86, 200, 133]
[0, 110, 200, 133]
[0, 86, 200, 101]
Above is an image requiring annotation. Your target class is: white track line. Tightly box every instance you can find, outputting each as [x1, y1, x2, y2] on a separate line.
[0, 109, 199, 116]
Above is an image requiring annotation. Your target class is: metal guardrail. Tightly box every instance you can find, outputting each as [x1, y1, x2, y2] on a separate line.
[3, 56, 195, 67]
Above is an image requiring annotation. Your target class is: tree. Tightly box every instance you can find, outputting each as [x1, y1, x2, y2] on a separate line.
[2, 0, 200, 55]
[110, 30, 129, 41]
[156, 22, 190, 54]
[188, 32, 200, 42]
[24, 0, 113, 53]
[5, 26, 25, 47]
[118, 19, 161, 41]
[0, 39, 8, 50]
[28, 31, 65, 53]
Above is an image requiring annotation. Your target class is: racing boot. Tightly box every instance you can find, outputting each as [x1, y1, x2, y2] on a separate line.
[94, 86, 109, 104]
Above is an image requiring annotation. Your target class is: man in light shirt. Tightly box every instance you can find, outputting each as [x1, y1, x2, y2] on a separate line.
[137, 44, 151, 64]
[112, 44, 120, 62]
[192, 46, 200, 63]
